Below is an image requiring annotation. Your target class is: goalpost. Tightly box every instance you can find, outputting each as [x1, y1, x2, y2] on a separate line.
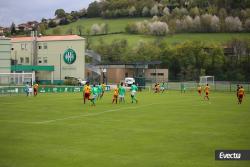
[0, 73, 35, 95]
[199, 76, 214, 86]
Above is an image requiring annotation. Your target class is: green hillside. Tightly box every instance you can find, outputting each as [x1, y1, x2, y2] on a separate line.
[46, 18, 250, 47]
[46, 18, 147, 35]
[89, 33, 250, 47]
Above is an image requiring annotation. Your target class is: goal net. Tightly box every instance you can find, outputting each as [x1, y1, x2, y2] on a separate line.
[0, 73, 35, 95]
[199, 76, 214, 86]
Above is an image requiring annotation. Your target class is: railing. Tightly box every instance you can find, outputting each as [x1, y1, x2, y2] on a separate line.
[162, 81, 250, 92]
[0, 81, 249, 96]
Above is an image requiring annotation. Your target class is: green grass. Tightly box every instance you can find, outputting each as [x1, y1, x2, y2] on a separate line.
[90, 33, 250, 47]
[0, 91, 250, 167]
[46, 17, 147, 35]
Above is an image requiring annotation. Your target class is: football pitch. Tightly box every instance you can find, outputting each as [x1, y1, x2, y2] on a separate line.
[0, 91, 249, 167]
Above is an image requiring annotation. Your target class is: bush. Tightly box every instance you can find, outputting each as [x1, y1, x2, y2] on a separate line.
[163, 7, 170, 16]
[193, 16, 201, 32]
[190, 7, 200, 18]
[225, 16, 242, 32]
[244, 19, 250, 31]
[211, 15, 220, 32]
[129, 6, 137, 17]
[126, 20, 168, 36]
[149, 21, 169, 36]
[142, 6, 150, 17]
[91, 24, 101, 35]
[200, 14, 212, 32]
[150, 5, 159, 16]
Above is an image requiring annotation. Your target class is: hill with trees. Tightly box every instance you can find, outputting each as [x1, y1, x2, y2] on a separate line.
[3, 0, 250, 81]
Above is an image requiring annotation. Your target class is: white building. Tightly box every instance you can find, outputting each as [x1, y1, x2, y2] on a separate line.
[0, 37, 11, 73]
[11, 35, 85, 84]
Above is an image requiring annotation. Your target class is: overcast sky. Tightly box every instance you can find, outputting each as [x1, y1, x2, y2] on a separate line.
[0, 0, 95, 27]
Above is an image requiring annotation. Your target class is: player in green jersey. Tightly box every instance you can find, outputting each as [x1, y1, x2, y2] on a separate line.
[119, 82, 126, 103]
[91, 84, 99, 106]
[130, 82, 138, 104]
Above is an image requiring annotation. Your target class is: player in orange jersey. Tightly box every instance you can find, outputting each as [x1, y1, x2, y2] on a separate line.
[238, 86, 245, 104]
[33, 82, 39, 96]
[204, 84, 210, 100]
[83, 82, 91, 104]
[197, 85, 202, 96]
[112, 84, 119, 104]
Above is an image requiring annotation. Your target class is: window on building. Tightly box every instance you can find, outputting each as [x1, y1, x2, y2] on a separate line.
[43, 57, 48, 64]
[150, 73, 164, 76]
[25, 57, 29, 63]
[158, 73, 164, 76]
[38, 45, 42, 49]
[21, 43, 25, 50]
[20, 57, 24, 63]
[38, 57, 42, 64]
[21, 43, 28, 50]
[43, 43, 47, 49]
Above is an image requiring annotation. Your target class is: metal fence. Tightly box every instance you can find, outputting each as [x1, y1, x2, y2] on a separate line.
[162, 81, 250, 92]
[0, 81, 249, 96]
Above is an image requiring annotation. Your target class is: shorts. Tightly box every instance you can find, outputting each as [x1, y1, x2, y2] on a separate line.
[113, 95, 118, 99]
[198, 90, 201, 93]
[92, 94, 97, 99]
[34, 88, 37, 92]
[206, 92, 209, 96]
[119, 95, 125, 98]
[84, 93, 90, 99]
[131, 91, 136, 96]
[239, 94, 243, 99]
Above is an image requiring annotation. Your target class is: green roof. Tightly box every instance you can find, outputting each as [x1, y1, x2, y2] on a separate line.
[11, 65, 54, 71]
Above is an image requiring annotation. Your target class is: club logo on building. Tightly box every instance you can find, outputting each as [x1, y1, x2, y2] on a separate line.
[63, 49, 76, 64]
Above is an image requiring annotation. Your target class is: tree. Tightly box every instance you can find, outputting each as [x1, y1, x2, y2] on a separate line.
[101, 23, 109, 34]
[244, 19, 250, 32]
[48, 20, 57, 28]
[149, 21, 169, 36]
[193, 16, 201, 32]
[211, 15, 220, 32]
[91, 24, 101, 35]
[55, 9, 66, 18]
[10, 22, 16, 35]
[180, 7, 189, 17]
[225, 16, 242, 32]
[142, 6, 150, 17]
[87, 1, 101, 17]
[172, 7, 181, 18]
[163, 7, 170, 16]
[129, 6, 137, 17]
[190, 7, 200, 18]
[76, 25, 84, 36]
[200, 14, 212, 32]
[38, 23, 46, 35]
[150, 5, 159, 16]
[59, 18, 69, 25]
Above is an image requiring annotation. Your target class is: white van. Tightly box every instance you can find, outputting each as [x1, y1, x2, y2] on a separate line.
[125, 77, 135, 87]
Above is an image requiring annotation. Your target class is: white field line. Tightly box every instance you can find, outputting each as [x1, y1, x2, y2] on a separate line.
[0, 103, 160, 125]
[0, 98, 210, 125]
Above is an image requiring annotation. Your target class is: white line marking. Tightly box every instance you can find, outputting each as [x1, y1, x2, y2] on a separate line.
[0, 98, 210, 125]
[0, 103, 160, 125]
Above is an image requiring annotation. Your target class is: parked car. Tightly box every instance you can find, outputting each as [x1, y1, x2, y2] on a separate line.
[77, 78, 87, 86]
[124, 77, 135, 87]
